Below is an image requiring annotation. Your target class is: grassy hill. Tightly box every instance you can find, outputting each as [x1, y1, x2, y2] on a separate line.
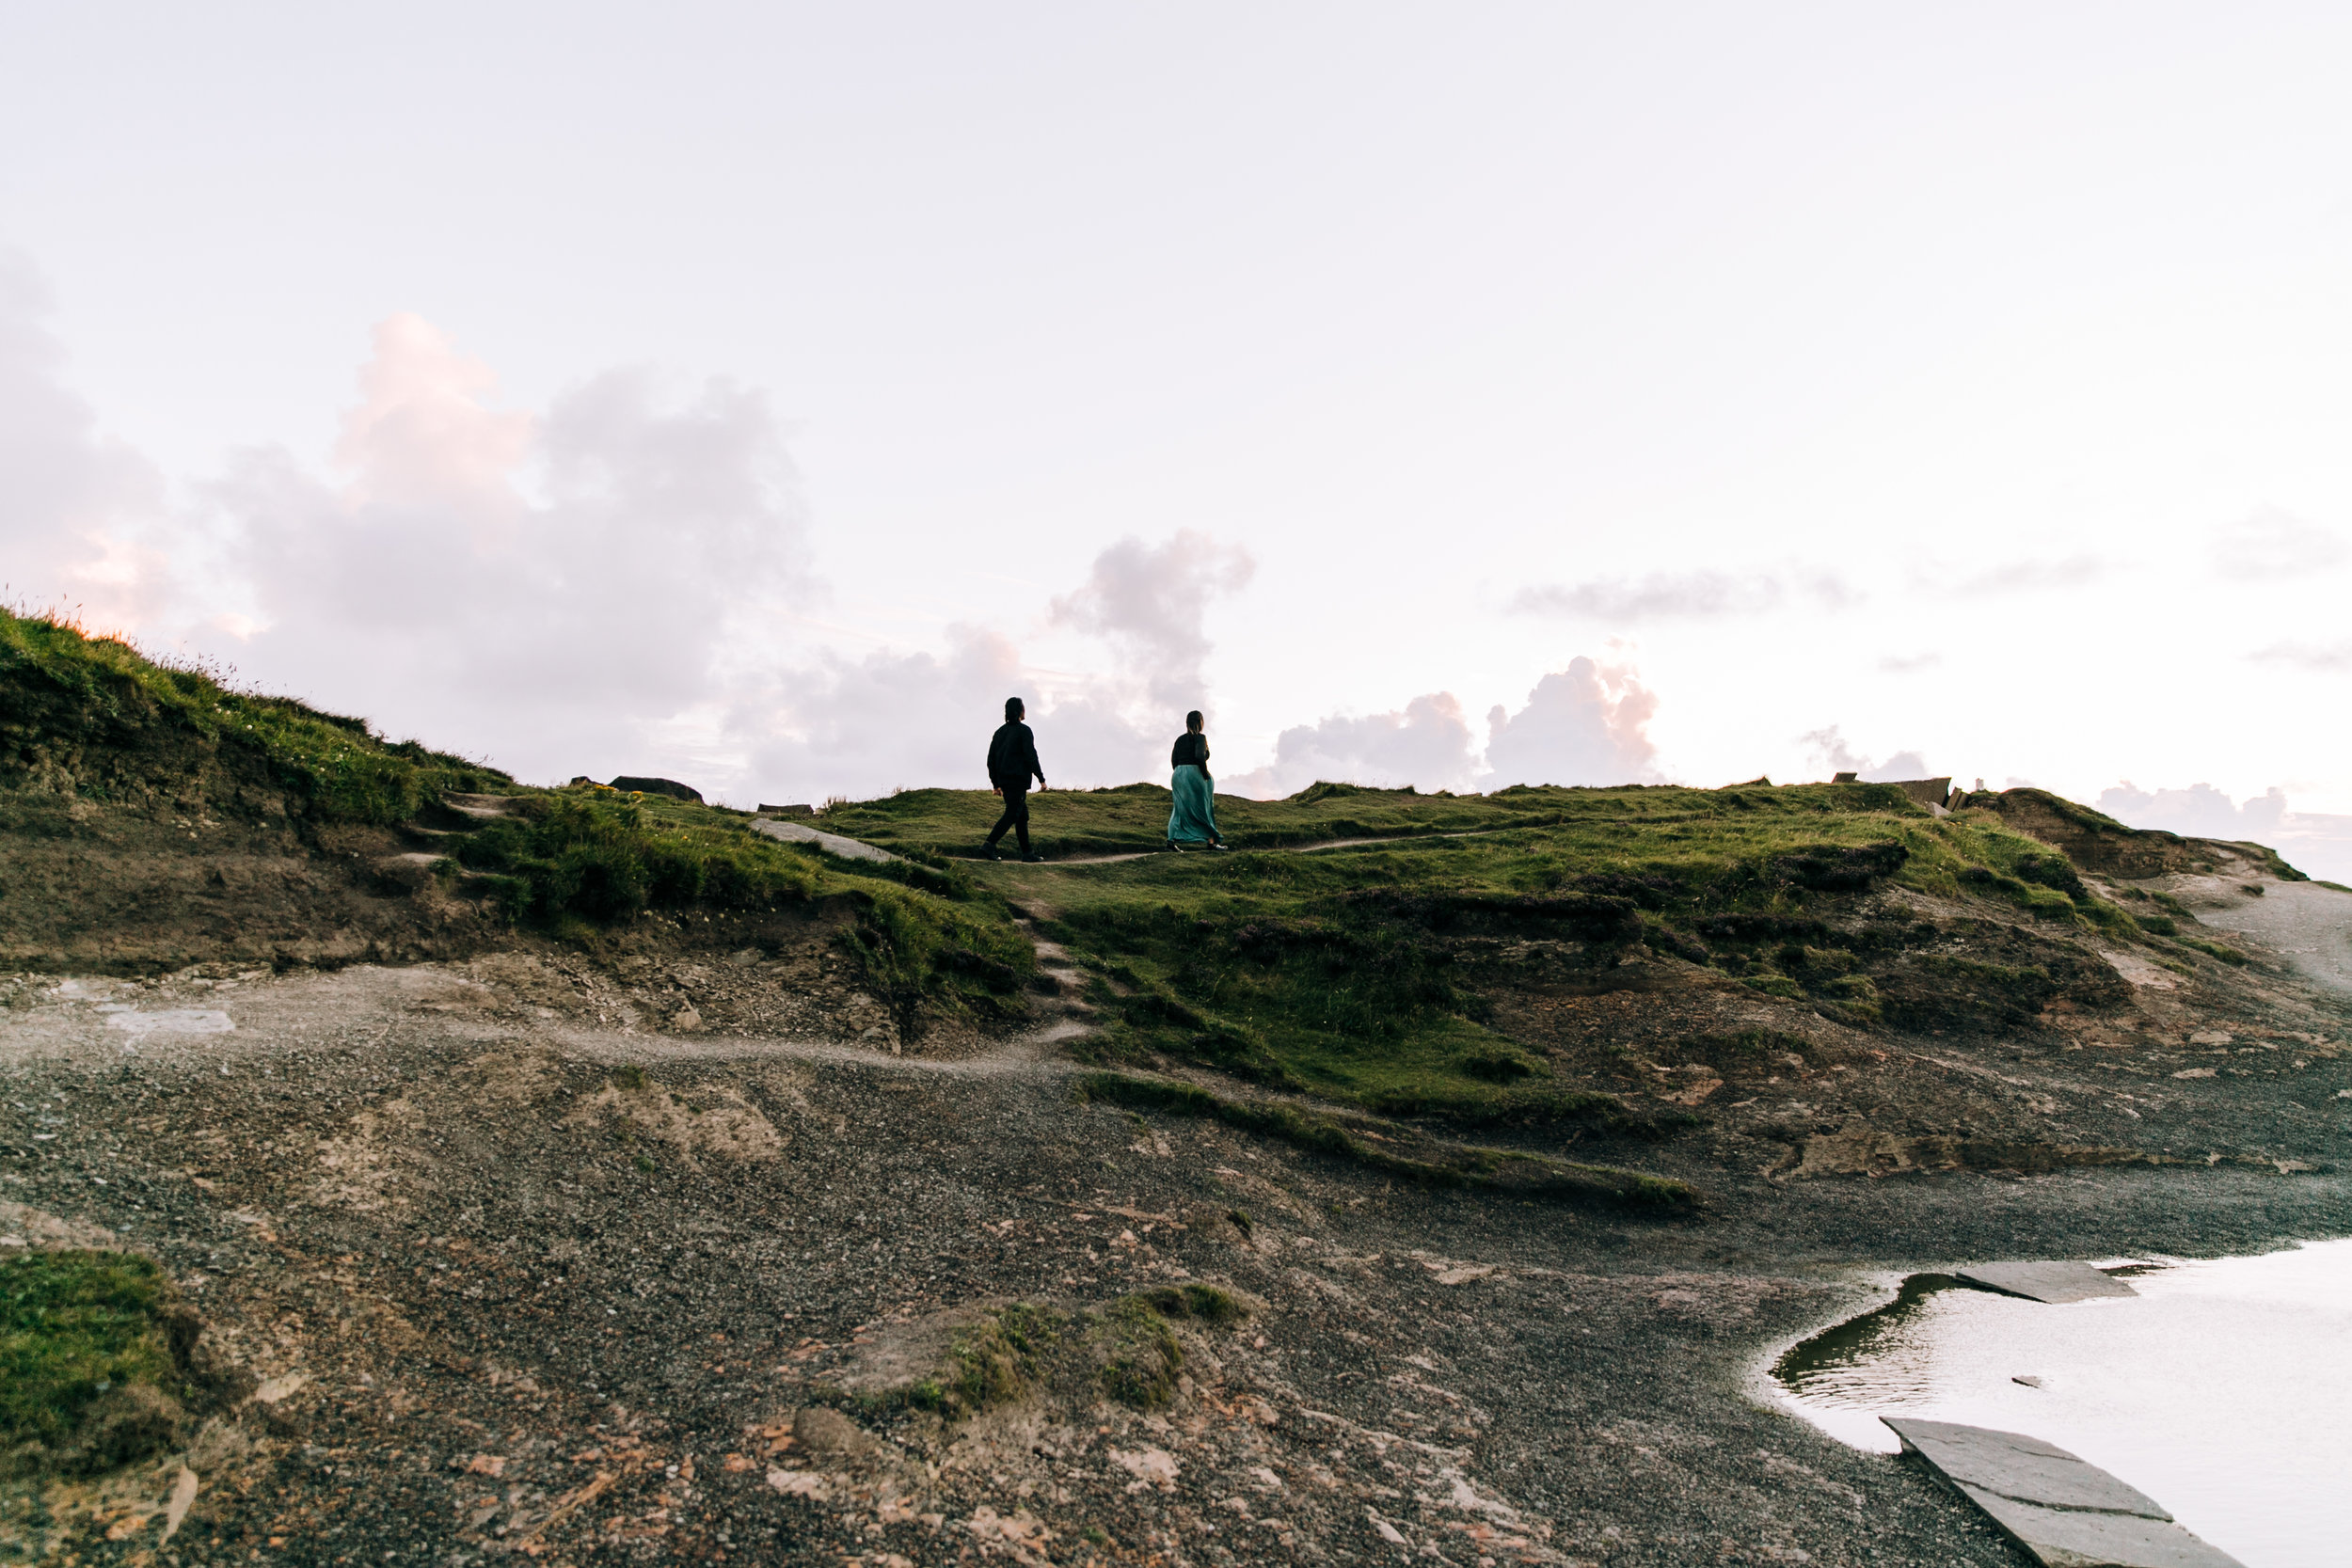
[828, 778, 2269, 1127]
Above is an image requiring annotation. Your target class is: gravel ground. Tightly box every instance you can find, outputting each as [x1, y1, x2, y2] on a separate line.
[2, 884, 2348, 1566]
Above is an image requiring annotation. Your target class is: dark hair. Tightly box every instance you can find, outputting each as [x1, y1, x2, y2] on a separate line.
[1005, 696, 1025, 720]
[1185, 710, 1203, 731]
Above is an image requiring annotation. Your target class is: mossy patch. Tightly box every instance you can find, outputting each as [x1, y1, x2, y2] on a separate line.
[1, 1251, 200, 1477]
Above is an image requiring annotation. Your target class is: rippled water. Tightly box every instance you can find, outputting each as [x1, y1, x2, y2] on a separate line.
[1772, 1239, 2352, 1568]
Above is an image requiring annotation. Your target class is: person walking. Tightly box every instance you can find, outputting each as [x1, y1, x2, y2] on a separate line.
[983, 697, 1047, 861]
[1166, 709, 1226, 851]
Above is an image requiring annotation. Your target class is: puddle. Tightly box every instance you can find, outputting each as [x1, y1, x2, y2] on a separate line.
[1772, 1238, 2352, 1567]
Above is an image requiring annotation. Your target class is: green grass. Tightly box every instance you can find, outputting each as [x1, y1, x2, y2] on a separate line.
[819, 781, 2166, 1121]
[456, 790, 1039, 1024]
[2, 1250, 188, 1473]
[0, 606, 506, 822]
[0, 610, 1035, 1022]
[814, 778, 1607, 858]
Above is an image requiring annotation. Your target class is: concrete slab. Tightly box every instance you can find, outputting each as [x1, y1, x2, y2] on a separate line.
[750, 818, 901, 864]
[1954, 1260, 2137, 1303]
[1885, 1420, 2243, 1568]
[1955, 1485, 2243, 1568]
[1884, 1420, 2169, 1517]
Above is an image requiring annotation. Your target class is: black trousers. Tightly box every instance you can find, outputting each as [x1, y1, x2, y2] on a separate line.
[985, 787, 1030, 852]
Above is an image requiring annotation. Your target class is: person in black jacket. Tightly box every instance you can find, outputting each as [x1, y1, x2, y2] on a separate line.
[983, 697, 1047, 861]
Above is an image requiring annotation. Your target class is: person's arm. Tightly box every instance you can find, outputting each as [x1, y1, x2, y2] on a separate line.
[1028, 730, 1047, 788]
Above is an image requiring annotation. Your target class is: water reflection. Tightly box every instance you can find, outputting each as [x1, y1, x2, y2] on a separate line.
[1772, 1238, 2352, 1568]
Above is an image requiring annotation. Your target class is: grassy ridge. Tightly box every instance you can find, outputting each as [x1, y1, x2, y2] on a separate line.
[0, 610, 1033, 1023]
[0, 607, 506, 822]
[454, 789, 1038, 1020]
[840, 782, 2183, 1119]
[815, 779, 1581, 857]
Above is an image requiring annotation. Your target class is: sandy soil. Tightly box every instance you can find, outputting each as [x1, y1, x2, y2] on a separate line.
[2160, 875, 2352, 995]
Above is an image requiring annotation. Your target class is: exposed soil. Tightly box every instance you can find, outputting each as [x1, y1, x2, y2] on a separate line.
[2, 818, 2348, 1565]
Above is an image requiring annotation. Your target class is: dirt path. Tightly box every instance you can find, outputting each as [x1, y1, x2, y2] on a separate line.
[967, 828, 1503, 866]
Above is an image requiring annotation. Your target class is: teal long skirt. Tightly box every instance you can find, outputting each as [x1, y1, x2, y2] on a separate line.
[1168, 764, 1220, 844]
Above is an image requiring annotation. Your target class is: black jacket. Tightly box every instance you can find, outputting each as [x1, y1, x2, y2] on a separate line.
[1171, 732, 1209, 772]
[987, 721, 1045, 790]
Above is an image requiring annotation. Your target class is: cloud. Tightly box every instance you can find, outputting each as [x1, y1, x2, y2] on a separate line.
[738, 626, 1028, 802]
[1224, 693, 1481, 800]
[203, 314, 812, 780]
[0, 250, 168, 627]
[1049, 531, 1254, 708]
[2249, 640, 2352, 673]
[1509, 568, 1855, 621]
[1936, 555, 2109, 595]
[739, 531, 1257, 801]
[2211, 506, 2345, 580]
[2100, 782, 2352, 880]
[2097, 782, 2286, 840]
[1798, 725, 1931, 782]
[1483, 657, 1661, 788]
[1876, 651, 1942, 673]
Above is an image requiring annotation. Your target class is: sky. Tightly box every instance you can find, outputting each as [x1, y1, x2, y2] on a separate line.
[4, 4, 2351, 872]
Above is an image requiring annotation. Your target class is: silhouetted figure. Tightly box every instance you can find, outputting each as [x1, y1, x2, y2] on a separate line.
[1167, 709, 1225, 850]
[984, 697, 1047, 861]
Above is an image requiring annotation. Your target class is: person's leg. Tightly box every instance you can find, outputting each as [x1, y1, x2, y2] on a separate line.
[984, 789, 1023, 850]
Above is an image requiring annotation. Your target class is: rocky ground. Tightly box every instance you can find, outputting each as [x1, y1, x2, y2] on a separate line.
[2, 850, 2349, 1566]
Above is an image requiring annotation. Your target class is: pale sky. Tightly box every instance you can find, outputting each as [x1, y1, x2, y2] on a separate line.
[5, 4, 2351, 869]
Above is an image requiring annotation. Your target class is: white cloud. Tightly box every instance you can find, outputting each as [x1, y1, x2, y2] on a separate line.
[1934, 555, 2110, 596]
[200, 314, 811, 778]
[1483, 657, 1661, 789]
[1225, 693, 1481, 800]
[1798, 724, 1931, 782]
[2098, 782, 2286, 840]
[1876, 651, 1942, 674]
[2249, 640, 2352, 673]
[739, 532, 1257, 801]
[2095, 781, 2352, 880]
[0, 250, 168, 629]
[1049, 531, 1254, 709]
[2211, 506, 2345, 580]
[1510, 568, 1854, 622]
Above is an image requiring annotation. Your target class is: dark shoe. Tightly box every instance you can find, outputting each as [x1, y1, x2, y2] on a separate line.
[1166, 840, 1184, 852]
[1020, 852, 1045, 863]
[982, 845, 1004, 861]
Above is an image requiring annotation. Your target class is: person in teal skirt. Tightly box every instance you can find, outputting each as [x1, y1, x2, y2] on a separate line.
[1167, 709, 1226, 851]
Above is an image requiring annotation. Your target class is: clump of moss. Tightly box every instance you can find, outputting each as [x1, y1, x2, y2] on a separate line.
[907, 1304, 1063, 1418]
[2177, 937, 2249, 967]
[2, 1250, 199, 1477]
[1096, 1296, 1185, 1409]
[1456, 1046, 1542, 1083]
[1131, 1282, 1251, 1328]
